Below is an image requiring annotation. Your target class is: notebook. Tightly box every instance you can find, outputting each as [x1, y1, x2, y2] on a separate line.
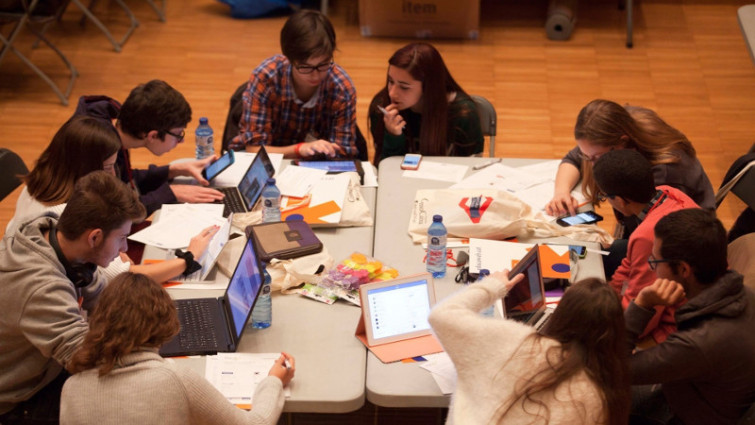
[355, 273, 444, 363]
[502, 244, 554, 330]
[171, 214, 233, 283]
[160, 236, 264, 357]
[215, 146, 274, 217]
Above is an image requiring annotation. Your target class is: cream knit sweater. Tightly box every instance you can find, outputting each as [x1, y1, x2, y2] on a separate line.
[60, 350, 285, 425]
[428, 277, 606, 425]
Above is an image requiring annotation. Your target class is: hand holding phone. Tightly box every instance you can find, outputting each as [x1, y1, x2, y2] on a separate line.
[556, 211, 603, 227]
[401, 154, 422, 170]
[202, 150, 235, 182]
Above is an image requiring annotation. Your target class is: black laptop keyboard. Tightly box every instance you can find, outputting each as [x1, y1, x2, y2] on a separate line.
[217, 187, 245, 216]
[177, 299, 219, 350]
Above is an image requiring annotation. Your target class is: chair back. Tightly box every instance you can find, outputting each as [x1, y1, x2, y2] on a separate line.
[470, 95, 497, 157]
[0, 148, 28, 201]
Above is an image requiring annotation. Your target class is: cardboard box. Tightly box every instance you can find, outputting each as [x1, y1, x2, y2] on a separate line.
[359, 0, 480, 40]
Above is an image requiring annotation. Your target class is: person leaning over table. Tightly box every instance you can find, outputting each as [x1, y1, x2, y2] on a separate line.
[0, 171, 146, 424]
[626, 209, 755, 425]
[545, 99, 714, 237]
[74, 79, 224, 216]
[5, 115, 220, 284]
[429, 273, 630, 425]
[228, 9, 358, 159]
[368, 42, 483, 166]
[60, 272, 295, 425]
[592, 149, 699, 344]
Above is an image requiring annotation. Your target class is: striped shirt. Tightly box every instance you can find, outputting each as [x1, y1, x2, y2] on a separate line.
[229, 54, 357, 157]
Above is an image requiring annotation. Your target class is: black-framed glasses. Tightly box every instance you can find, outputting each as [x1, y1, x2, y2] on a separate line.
[294, 60, 333, 74]
[647, 254, 673, 270]
[595, 190, 615, 203]
[165, 129, 185, 142]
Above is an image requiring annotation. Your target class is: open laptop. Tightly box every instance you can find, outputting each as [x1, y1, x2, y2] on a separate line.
[160, 236, 264, 357]
[359, 273, 437, 346]
[502, 245, 554, 330]
[170, 215, 233, 283]
[215, 146, 274, 217]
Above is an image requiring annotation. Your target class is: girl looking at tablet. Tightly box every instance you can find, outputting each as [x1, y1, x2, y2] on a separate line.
[61, 272, 294, 424]
[368, 43, 484, 165]
[429, 275, 630, 424]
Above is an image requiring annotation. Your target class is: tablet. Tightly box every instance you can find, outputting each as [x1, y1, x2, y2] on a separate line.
[294, 160, 365, 184]
[359, 273, 436, 346]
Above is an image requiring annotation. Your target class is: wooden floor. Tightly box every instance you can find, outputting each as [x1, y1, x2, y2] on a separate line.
[2, 0, 754, 235]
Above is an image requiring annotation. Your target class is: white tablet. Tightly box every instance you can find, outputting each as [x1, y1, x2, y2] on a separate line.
[359, 273, 436, 346]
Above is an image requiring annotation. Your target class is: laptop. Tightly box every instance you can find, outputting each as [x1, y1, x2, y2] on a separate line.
[215, 146, 275, 217]
[171, 215, 233, 283]
[359, 273, 437, 346]
[160, 236, 264, 357]
[502, 244, 554, 330]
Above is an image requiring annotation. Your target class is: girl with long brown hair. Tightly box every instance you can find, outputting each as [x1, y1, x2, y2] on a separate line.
[6, 115, 219, 284]
[61, 272, 294, 425]
[368, 43, 484, 165]
[546, 99, 714, 219]
[429, 275, 630, 425]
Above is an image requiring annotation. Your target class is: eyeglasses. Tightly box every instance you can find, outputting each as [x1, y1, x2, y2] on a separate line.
[165, 129, 185, 142]
[294, 60, 333, 75]
[595, 190, 615, 203]
[647, 254, 674, 270]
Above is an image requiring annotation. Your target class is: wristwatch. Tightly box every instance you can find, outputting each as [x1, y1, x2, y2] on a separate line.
[175, 249, 202, 276]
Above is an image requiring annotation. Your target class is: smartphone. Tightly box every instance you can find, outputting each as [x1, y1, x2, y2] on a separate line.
[202, 150, 235, 181]
[556, 211, 603, 227]
[569, 245, 588, 259]
[401, 154, 422, 170]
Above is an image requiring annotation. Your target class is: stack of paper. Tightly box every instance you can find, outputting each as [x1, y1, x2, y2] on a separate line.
[128, 203, 226, 249]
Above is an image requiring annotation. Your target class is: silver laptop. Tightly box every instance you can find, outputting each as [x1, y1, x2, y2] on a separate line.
[215, 146, 274, 217]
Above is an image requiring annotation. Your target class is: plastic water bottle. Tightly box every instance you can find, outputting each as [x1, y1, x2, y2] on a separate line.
[195, 117, 214, 160]
[426, 215, 447, 278]
[261, 178, 281, 223]
[251, 263, 272, 329]
[478, 269, 495, 317]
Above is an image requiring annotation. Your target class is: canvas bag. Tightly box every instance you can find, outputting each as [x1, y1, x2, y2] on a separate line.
[217, 232, 334, 294]
[407, 188, 613, 245]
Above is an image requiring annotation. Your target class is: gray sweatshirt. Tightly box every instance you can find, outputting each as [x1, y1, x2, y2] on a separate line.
[0, 214, 104, 414]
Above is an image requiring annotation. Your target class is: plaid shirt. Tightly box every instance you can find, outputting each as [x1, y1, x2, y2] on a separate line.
[229, 54, 357, 156]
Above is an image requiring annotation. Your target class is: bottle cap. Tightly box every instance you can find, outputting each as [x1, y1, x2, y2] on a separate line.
[199, 117, 208, 125]
[479, 269, 490, 277]
[433, 214, 442, 222]
[266, 177, 276, 185]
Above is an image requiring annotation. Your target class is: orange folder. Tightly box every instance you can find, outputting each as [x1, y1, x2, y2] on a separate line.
[354, 314, 443, 364]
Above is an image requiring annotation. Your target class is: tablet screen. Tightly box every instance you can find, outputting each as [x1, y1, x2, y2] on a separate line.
[362, 274, 435, 345]
[298, 160, 358, 172]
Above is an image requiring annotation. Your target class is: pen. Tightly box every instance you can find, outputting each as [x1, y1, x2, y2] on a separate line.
[377, 105, 388, 115]
[472, 158, 502, 170]
[284, 359, 291, 370]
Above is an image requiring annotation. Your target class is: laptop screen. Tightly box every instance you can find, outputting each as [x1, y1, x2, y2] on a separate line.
[504, 247, 545, 320]
[365, 276, 432, 343]
[225, 239, 264, 338]
[238, 147, 274, 210]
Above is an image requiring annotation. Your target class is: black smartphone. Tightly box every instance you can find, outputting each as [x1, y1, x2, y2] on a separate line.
[556, 211, 603, 227]
[202, 150, 235, 181]
[569, 245, 588, 259]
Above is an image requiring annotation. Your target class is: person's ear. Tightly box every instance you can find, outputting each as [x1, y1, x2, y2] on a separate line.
[87, 228, 104, 249]
[677, 261, 694, 279]
[146, 130, 162, 142]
